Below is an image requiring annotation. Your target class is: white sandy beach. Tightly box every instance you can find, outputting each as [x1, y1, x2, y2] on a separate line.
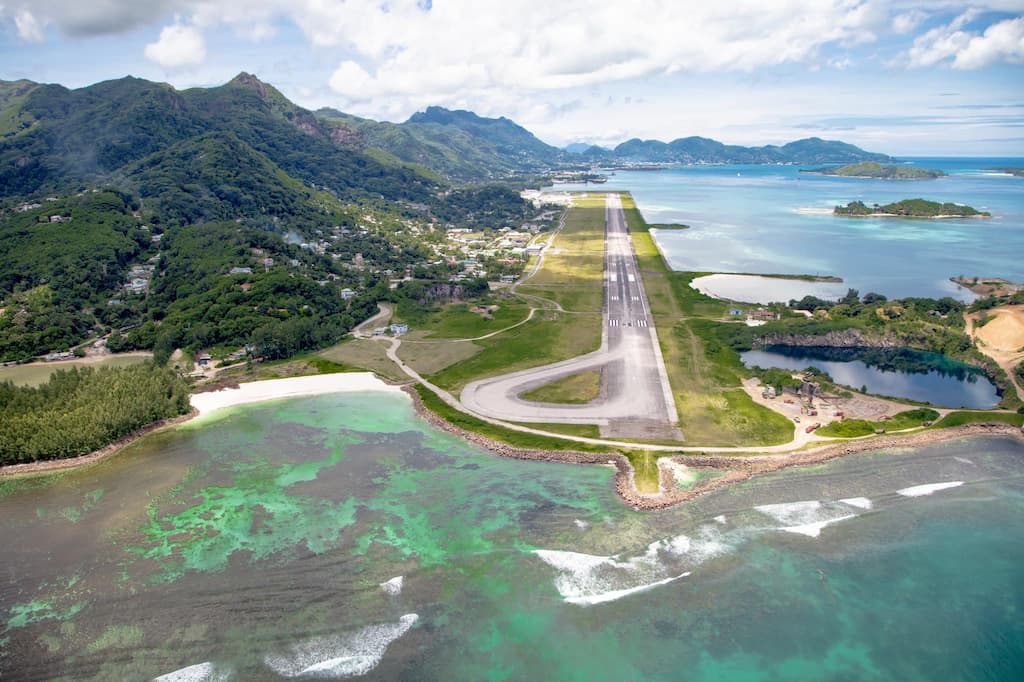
[190, 372, 405, 417]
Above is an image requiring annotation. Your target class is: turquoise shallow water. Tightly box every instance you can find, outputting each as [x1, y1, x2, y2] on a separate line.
[1, 391, 1023, 680]
[555, 157, 1024, 300]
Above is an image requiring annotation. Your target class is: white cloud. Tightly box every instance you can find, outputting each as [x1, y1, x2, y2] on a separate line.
[892, 9, 927, 34]
[952, 16, 1024, 68]
[902, 11, 1024, 68]
[144, 21, 206, 69]
[13, 9, 44, 41]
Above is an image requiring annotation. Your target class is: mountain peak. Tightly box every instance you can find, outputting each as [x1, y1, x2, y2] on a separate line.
[229, 72, 270, 97]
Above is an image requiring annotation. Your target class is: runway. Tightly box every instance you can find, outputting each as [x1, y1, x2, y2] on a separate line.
[460, 194, 680, 439]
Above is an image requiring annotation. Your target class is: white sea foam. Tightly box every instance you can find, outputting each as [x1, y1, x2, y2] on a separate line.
[379, 576, 403, 595]
[264, 614, 418, 679]
[152, 662, 231, 682]
[780, 514, 857, 538]
[564, 573, 691, 606]
[897, 481, 964, 497]
[756, 500, 861, 537]
[793, 207, 835, 215]
[534, 527, 732, 605]
[840, 497, 873, 510]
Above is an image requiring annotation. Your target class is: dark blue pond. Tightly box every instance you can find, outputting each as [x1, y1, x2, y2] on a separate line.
[741, 346, 1000, 409]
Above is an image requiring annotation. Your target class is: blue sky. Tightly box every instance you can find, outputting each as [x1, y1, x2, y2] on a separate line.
[2, 1, 1022, 155]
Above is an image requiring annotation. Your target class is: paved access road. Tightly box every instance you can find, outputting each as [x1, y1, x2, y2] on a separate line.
[461, 194, 680, 437]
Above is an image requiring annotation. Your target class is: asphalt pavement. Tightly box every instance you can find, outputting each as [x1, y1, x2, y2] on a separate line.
[460, 194, 680, 439]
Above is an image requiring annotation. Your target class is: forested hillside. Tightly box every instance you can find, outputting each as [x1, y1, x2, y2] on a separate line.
[0, 74, 540, 364]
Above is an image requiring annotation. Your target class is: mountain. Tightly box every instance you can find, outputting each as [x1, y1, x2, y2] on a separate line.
[316, 105, 563, 182]
[0, 74, 437, 203]
[564, 143, 597, 154]
[597, 135, 889, 165]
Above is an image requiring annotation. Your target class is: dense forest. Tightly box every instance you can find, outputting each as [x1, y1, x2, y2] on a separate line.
[0, 364, 190, 464]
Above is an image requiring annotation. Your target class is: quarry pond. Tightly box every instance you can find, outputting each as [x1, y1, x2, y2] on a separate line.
[740, 346, 1001, 409]
[2, 391, 1023, 680]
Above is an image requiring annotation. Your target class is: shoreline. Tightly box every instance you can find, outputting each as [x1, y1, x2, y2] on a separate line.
[6, 369, 1021, 509]
[0, 410, 198, 478]
[0, 372, 405, 479]
[404, 384, 1023, 510]
[190, 372, 404, 417]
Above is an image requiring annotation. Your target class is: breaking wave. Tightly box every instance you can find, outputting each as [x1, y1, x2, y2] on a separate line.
[897, 481, 964, 497]
[152, 662, 231, 682]
[264, 614, 418, 678]
[755, 500, 863, 537]
[534, 526, 731, 606]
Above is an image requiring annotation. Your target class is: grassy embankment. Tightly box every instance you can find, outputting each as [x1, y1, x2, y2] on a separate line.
[620, 193, 794, 447]
[934, 411, 1024, 428]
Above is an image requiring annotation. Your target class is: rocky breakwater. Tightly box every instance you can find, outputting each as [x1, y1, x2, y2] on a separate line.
[404, 387, 1022, 511]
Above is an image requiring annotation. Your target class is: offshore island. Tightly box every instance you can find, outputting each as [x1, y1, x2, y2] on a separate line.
[803, 161, 946, 179]
[834, 198, 991, 218]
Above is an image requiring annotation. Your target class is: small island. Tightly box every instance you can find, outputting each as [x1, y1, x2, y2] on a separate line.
[804, 161, 945, 179]
[834, 198, 990, 218]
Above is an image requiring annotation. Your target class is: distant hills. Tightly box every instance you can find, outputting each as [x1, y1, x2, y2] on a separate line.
[316, 105, 562, 182]
[574, 136, 890, 166]
[1, 72, 893, 194]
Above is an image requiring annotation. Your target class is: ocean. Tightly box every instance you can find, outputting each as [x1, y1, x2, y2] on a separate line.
[554, 157, 1024, 300]
[2, 392, 1022, 680]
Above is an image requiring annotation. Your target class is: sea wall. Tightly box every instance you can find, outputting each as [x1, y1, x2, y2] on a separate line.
[405, 384, 1023, 510]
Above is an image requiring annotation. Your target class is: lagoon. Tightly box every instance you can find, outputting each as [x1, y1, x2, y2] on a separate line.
[555, 157, 1024, 300]
[2, 391, 1022, 680]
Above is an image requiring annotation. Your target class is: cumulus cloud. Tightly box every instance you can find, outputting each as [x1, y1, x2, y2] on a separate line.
[903, 11, 1024, 68]
[12, 9, 45, 41]
[952, 16, 1024, 68]
[892, 10, 927, 34]
[144, 21, 206, 69]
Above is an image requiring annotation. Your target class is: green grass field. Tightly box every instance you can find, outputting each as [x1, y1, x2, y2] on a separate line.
[428, 311, 601, 392]
[520, 370, 602, 404]
[934, 411, 1024, 428]
[518, 195, 606, 313]
[406, 299, 532, 339]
